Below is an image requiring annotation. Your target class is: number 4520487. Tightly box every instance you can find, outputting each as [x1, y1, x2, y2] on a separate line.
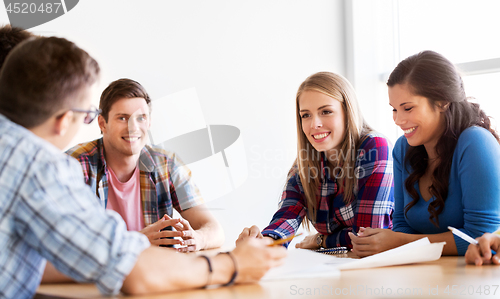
[6, 3, 62, 14]
[443, 285, 499, 296]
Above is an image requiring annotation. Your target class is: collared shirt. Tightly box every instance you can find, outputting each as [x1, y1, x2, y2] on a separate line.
[66, 138, 204, 227]
[0, 114, 150, 299]
[262, 133, 394, 248]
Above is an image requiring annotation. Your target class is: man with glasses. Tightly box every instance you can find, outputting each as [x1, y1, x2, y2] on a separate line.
[66, 79, 224, 252]
[0, 36, 286, 299]
[69, 106, 101, 124]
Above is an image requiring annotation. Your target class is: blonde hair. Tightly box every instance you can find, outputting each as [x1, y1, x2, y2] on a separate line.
[293, 72, 372, 224]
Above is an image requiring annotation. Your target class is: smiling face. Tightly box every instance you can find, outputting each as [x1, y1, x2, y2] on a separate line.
[99, 97, 150, 158]
[299, 90, 346, 156]
[389, 83, 447, 155]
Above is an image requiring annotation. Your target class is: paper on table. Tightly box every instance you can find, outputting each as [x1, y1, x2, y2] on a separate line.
[335, 237, 445, 270]
[261, 249, 352, 281]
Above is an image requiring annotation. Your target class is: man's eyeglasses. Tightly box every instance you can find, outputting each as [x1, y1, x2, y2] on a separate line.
[71, 106, 101, 124]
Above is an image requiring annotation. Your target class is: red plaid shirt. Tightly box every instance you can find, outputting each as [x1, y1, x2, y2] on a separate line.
[262, 133, 394, 248]
[66, 138, 204, 227]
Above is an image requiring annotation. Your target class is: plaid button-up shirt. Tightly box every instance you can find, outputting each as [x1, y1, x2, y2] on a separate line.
[262, 133, 394, 249]
[66, 138, 204, 227]
[0, 115, 150, 299]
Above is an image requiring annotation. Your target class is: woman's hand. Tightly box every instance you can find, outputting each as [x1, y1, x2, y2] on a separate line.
[236, 225, 263, 246]
[465, 233, 500, 266]
[349, 227, 405, 257]
[295, 233, 321, 249]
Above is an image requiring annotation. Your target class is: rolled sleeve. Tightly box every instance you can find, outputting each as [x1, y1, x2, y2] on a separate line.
[15, 157, 150, 296]
[168, 154, 204, 212]
[261, 174, 307, 248]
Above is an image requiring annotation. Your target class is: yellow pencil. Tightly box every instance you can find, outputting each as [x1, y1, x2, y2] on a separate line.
[268, 233, 303, 246]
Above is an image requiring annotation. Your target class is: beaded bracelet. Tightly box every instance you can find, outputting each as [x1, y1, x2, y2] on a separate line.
[219, 251, 238, 286]
[199, 255, 212, 288]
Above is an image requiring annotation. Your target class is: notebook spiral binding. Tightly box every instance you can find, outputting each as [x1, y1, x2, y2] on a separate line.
[314, 247, 348, 255]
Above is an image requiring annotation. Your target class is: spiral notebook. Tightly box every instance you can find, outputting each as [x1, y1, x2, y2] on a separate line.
[314, 247, 348, 255]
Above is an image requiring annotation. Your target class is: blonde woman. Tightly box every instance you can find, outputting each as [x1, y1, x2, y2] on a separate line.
[237, 72, 394, 249]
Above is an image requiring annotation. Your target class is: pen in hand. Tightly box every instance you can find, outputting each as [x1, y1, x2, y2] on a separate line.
[448, 226, 478, 245]
[268, 233, 303, 246]
[448, 226, 497, 255]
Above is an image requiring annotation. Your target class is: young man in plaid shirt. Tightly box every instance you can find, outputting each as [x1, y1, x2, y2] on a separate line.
[66, 78, 224, 252]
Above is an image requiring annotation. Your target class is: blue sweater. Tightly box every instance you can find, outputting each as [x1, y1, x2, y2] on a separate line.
[393, 127, 500, 255]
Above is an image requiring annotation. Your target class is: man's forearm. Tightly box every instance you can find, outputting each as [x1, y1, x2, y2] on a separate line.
[179, 204, 225, 250]
[122, 246, 233, 295]
[196, 220, 225, 249]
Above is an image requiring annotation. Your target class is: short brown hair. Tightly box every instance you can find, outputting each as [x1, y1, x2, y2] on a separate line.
[0, 36, 100, 128]
[99, 78, 151, 122]
[0, 24, 35, 69]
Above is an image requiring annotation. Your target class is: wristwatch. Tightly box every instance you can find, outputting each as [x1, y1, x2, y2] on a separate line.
[316, 233, 324, 248]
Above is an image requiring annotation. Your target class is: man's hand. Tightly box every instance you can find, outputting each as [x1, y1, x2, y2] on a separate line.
[465, 233, 500, 266]
[178, 204, 225, 251]
[122, 237, 287, 294]
[232, 237, 287, 283]
[236, 225, 264, 246]
[139, 215, 183, 246]
[163, 215, 205, 252]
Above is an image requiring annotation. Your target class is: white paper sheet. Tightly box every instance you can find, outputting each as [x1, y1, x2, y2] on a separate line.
[261, 249, 349, 281]
[335, 237, 446, 270]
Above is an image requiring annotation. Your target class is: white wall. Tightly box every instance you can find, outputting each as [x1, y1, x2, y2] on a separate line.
[1, 1, 346, 248]
[344, 0, 500, 147]
[344, 0, 400, 144]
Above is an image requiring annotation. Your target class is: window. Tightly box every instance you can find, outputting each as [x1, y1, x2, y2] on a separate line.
[346, 0, 500, 142]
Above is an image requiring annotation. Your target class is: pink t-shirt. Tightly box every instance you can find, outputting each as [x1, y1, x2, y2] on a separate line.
[106, 166, 145, 231]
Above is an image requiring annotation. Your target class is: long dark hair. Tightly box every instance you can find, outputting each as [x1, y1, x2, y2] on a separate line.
[387, 50, 499, 227]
